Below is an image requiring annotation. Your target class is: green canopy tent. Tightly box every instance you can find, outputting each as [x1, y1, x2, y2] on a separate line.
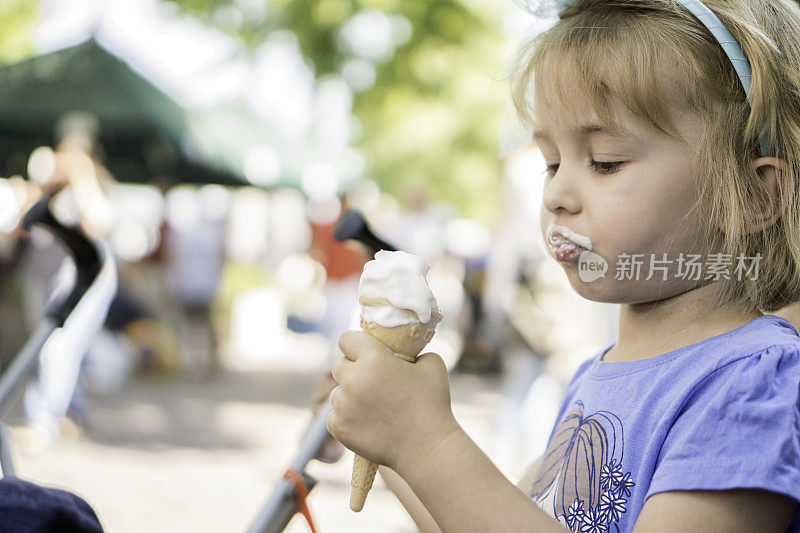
[0, 38, 248, 186]
[188, 100, 303, 188]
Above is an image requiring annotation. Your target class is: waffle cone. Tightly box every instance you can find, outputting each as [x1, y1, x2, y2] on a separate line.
[349, 454, 380, 512]
[359, 313, 441, 362]
[349, 310, 443, 512]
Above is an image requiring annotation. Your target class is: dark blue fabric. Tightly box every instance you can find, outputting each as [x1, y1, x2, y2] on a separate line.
[0, 476, 103, 533]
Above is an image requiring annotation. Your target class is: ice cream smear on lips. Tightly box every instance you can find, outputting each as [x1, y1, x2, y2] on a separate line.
[358, 250, 442, 328]
[546, 224, 593, 262]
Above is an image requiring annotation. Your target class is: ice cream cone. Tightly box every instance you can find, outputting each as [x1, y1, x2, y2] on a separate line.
[349, 310, 442, 512]
[350, 455, 379, 513]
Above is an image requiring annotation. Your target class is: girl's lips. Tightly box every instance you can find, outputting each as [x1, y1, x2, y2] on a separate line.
[551, 242, 588, 263]
[546, 224, 593, 262]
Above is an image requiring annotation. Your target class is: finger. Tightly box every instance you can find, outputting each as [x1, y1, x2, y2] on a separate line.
[315, 433, 344, 464]
[318, 436, 345, 464]
[338, 329, 388, 361]
[337, 330, 365, 361]
[323, 371, 337, 391]
[325, 411, 338, 441]
[338, 330, 369, 361]
[328, 385, 341, 409]
[331, 356, 351, 385]
[311, 369, 337, 405]
[415, 352, 448, 374]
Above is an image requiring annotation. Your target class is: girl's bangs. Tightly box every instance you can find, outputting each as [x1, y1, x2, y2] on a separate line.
[521, 23, 695, 142]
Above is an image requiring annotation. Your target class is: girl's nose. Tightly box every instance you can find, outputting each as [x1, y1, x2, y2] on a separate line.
[542, 164, 582, 215]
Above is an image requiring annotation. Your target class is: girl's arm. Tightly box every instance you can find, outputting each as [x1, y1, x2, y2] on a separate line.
[516, 456, 543, 492]
[377, 456, 544, 533]
[394, 427, 567, 533]
[378, 466, 443, 533]
[373, 415, 796, 533]
[634, 490, 797, 533]
[399, 434, 796, 533]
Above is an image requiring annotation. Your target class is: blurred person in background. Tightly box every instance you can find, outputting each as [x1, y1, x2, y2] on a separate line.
[163, 185, 227, 380]
[0, 179, 38, 368]
[17, 114, 118, 450]
[85, 288, 181, 383]
[391, 185, 449, 263]
[308, 196, 369, 367]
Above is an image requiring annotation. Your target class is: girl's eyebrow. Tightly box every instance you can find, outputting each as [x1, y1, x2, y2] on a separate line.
[532, 123, 641, 143]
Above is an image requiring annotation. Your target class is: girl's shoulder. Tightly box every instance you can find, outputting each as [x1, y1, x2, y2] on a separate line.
[576, 314, 800, 384]
[653, 314, 800, 417]
[699, 314, 800, 377]
[646, 317, 800, 505]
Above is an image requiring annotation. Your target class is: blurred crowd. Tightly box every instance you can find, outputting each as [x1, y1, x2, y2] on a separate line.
[0, 114, 624, 476]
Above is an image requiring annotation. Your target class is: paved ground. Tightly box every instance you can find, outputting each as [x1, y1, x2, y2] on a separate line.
[9, 365, 509, 533]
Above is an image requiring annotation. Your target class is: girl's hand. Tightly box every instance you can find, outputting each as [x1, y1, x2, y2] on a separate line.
[303, 367, 345, 464]
[327, 330, 459, 474]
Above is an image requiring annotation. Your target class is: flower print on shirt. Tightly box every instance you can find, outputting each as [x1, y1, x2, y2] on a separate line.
[566, 498, 585, 530]
[580, 507, 608, 533]
[598, 490, 627, 523]
[615, 472, 635, 498]
[600, 459, 624, 491]
[528, 401, 636, 533]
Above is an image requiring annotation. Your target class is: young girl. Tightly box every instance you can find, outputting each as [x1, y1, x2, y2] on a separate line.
[326, 0, 800, 531]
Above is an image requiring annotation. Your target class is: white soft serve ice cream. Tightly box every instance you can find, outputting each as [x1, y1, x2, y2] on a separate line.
[359, 250, 440, 327]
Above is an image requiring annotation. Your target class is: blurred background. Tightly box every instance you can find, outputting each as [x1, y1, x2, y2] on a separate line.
[0, 0, 624, 531]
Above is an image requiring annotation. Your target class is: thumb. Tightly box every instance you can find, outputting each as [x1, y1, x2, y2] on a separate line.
[414, 351, 448, 374]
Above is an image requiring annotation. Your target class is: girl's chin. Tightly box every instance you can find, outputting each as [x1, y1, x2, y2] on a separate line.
[563, 271, 693, 304]
[565, 278, 621, 303]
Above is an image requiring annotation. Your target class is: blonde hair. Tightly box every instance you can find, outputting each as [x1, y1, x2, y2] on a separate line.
[512, 0, 800, 312]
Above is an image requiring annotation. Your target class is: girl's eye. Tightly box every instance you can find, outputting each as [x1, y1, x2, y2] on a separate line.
[590, 160, 624, 174]
[542, 161, 624, 177]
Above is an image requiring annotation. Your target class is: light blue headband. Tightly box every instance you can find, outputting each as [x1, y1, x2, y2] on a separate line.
[522, 0, 774, 157]
[675, 0, 772, 157]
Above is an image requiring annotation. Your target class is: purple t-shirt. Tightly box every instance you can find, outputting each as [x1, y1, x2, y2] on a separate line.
[526, 314, 800, 532]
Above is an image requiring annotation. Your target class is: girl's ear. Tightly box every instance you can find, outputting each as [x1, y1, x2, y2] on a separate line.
[748, 157, 791, 233]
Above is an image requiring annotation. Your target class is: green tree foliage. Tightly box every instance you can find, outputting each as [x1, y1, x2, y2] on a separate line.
[0, 0, 39, 64]
[165, 0, 506, 221]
